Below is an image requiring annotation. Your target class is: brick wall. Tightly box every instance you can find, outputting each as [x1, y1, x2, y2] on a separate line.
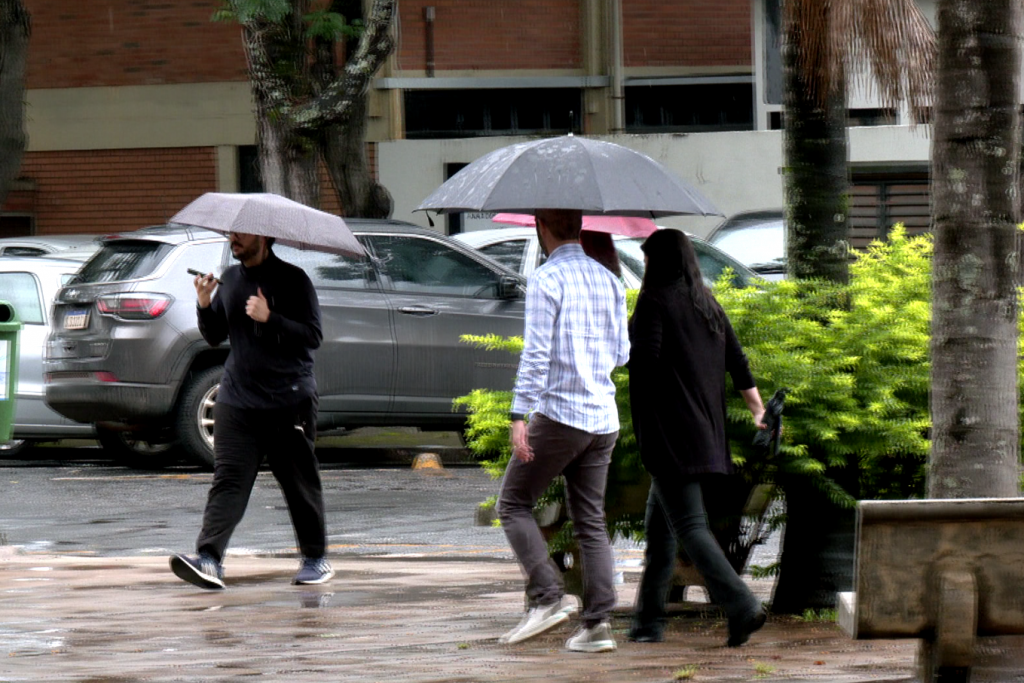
[397, 0, 581, 71]
[623, 0, 751, 67]
[24, 0, 248, 89]
[16, 148, 218, 235]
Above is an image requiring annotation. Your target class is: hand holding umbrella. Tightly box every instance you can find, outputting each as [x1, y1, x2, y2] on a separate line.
[753, 388, 788, 456]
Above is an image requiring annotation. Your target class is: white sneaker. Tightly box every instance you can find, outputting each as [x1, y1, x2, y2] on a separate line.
[499, 597, 572, 644]
[566, 621, 617, 653]
[558, 594, 579, 616]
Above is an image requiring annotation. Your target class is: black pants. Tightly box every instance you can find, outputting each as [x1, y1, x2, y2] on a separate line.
[196, 397, 327, 564]
[633, 477, 759, 634]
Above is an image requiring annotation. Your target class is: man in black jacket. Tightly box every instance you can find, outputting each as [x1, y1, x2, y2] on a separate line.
[170, 231, 332, 589]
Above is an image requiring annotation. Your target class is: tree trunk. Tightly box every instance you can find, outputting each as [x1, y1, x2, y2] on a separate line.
[782, 1, 850, 285]
[243, 4, 321, 208]
[321, 96, 392, 218]
[0, 1, 30, 208]
[928, 0, 1021, 499]
[773, 2, 854, 614]
[256, 109, 321, 208]
[770, 470, 856, 614]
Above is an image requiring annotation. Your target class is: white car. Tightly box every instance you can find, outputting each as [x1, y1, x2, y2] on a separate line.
[454, 227, 761, 289]
[0, 234, 105, 261]
[0, 256, 96, 455]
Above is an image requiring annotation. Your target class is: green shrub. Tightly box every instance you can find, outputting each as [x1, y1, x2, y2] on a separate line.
[455, 226, 975, 540]
[721, 225, 932, 502]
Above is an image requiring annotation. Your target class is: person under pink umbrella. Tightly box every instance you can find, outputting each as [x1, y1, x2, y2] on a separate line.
[492, 213, 655, 279]
[492, 213, 657, 239]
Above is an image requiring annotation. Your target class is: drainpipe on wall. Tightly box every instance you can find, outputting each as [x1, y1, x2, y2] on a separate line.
[608, 0, 624, 133]
[424, 6, 435, 77]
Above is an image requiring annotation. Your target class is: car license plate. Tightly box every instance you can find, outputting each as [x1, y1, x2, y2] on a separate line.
[64, 309, 90, 330]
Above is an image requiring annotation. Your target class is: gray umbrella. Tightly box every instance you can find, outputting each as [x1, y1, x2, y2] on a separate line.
[416, 135, 721, 218]
[171, 192, 364, 257]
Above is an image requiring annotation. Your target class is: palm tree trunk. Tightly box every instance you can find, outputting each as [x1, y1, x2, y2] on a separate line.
[0, 1, 30, 209]
[770, 467, 857, 613]
[773, 2, 855, 614]
[783, 0, 850, 285]
[929, 0, 1021, 499]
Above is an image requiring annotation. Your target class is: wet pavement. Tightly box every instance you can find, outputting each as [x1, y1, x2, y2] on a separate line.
[2, 452, 1023, 681]
[0, 549, 946, 683]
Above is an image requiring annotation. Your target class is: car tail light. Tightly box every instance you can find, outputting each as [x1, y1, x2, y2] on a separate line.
[96, 293, 173, 320]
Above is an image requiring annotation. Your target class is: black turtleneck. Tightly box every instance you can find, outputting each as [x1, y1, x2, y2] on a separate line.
[197, 251, 322, 410]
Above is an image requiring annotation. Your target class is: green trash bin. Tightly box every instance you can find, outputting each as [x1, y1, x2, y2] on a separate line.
[0, 300, 22, 443]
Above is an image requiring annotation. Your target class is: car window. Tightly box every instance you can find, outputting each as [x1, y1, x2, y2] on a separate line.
[3, 246, 49, 257]
[274, 244, 377, 290]
[615, 238, 645, 281]
[709, 220, 785, 269]
[693, 241, 751, 288]
[73, 240, 174, 283]
[0, 272, 44, 324]
[366, 234, 503, 298]
[478, 239, 528, 274]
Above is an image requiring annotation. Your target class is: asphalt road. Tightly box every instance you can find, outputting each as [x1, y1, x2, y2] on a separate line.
[0, 444, 779, 575]
[0, 452, 511, 561]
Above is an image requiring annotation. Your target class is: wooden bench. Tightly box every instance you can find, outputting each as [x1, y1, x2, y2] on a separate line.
[838, 498, 1024, 682]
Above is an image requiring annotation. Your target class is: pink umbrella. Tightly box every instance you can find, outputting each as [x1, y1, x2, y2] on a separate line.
[492, 213, 657, 238]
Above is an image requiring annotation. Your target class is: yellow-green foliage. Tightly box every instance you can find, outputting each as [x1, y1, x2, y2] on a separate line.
[721, 225, 932, 502]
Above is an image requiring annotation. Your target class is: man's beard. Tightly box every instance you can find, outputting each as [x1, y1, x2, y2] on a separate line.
[231, 242, 259, 262]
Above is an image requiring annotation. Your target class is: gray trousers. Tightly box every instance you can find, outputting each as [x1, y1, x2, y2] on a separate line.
[497, 412, 618, 624]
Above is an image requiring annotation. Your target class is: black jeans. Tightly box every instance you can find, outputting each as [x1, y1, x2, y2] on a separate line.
[196, 397, 326, 564]
[633, 477, 759, 635]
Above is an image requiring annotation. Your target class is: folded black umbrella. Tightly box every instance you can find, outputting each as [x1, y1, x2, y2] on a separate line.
[752, 388, 788, 456]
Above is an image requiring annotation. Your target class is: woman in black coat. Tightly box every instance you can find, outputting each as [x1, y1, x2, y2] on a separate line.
[627, 229, 767, 647]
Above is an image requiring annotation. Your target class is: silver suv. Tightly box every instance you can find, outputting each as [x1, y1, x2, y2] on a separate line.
[44, 221, 525, 468]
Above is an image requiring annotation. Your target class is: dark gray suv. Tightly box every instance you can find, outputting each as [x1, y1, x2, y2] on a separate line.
[44, 220, 525, 468]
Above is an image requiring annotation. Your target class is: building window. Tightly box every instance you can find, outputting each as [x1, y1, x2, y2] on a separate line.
[847, 108, 897, 127]
[238, 145, 263, 194]
[0, 214, 33, 239]
[404, 89, 582, 139]
[849, 170, 929, 248]
[625, 83, 754, 133]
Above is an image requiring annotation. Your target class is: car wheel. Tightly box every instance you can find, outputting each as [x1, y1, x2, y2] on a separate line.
[95, 427, 178, 470]
[0, 440, 33, 458]
[176, 365, 221, 470]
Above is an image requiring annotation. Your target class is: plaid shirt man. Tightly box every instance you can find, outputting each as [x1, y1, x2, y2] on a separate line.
[511, 243, 630, 434]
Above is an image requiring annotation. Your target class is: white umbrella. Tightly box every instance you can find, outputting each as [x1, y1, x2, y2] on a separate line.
[171, 192, 364, 257]
[417, 135, 721, 218]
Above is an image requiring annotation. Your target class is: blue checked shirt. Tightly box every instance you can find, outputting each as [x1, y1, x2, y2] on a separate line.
[511, 243, 630, 435]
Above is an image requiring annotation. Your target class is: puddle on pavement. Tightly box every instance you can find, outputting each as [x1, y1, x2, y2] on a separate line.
[0, 627, 66, 655]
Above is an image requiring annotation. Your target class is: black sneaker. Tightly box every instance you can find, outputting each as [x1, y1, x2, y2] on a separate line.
[293, 557, 334, 585]
[169, 553, 225, 590]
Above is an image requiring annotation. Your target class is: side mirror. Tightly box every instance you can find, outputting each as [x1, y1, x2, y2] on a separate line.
[497, 275, 522, 300]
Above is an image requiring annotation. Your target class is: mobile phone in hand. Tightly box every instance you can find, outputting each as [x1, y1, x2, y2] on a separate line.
[187, 268, 220, 283]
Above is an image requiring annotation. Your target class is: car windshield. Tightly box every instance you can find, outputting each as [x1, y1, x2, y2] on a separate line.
[710, 219, 785, 270]
[73, 240, 174, 284]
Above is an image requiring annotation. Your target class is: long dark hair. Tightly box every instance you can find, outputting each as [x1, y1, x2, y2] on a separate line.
[580, 231, 622, 277]
[640, 229, 724, 335]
